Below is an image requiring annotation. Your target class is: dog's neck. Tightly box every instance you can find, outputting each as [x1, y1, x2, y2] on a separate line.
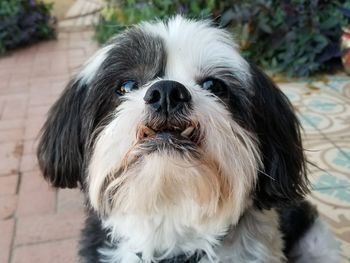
[100, 211, 229, 262]
[99, 208, 286, 263]
[136, 251, 204, 263]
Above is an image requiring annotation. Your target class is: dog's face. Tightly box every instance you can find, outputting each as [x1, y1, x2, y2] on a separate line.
[38, 17, 308, 227]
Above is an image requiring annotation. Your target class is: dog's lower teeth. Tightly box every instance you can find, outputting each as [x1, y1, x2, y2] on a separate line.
[181, 126, 195, 138]
[140, 125, 155, 137]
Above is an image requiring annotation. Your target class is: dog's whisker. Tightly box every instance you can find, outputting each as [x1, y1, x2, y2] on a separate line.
[257, 169, 276, 181]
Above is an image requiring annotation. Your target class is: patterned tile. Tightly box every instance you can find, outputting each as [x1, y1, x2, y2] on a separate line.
[297, 74, 350, 99]
[324, 76, 350, 100]
[301, 123, 350, 262]
[301, 93, 350, 139]
[281, 77, 350, 262]
[282, 86, 350, 140]
[280, 83, 325, 140]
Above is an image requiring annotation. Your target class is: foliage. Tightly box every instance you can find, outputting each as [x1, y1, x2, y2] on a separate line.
[95, 0, 235, 43]
[0, 0, 56, 54]
[96, 0, 350, 77]
[224, 0, 350, 76]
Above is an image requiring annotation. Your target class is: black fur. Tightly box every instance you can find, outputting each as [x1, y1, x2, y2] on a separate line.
[79, 211, 111, 262]
[210, 63, 309, 209]
[279, 200, 318, 255]
[37, 79, 88, 188]
[249, 64, 309, 209]
[37, 27, 166, 190]
[37, 22, 315, 263]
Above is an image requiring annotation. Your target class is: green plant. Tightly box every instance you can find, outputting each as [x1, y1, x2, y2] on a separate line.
[95, 0, 233, 43]
[96, 0, 350, 77]
[0, 0, 56, 54]
[223, 0, 350, 76]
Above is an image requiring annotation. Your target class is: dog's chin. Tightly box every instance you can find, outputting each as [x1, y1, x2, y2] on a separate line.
[96, 121, 236, 220]
[100, 143, 235, 222]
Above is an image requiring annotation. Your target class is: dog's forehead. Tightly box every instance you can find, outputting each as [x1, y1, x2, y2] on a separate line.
[79, 16, 250, 86]
[143, 16, 248, 82]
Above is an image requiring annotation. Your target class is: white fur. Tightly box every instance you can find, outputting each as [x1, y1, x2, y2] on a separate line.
[78, 44, 113, 84]
[89, 80, 260, 262]
[201, 208, 286, 263]
[87, 16, 261, 262]
[288, 218, 340, 263]
[142, 16, 251, 86]
[100, 208, 286, 263]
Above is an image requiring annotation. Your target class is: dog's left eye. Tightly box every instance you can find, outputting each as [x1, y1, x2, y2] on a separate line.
[117, 80, 138, 95]
[201, 78, 226, 95]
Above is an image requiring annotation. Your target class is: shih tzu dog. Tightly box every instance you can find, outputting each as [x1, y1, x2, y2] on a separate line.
[37, 16, 339, 263]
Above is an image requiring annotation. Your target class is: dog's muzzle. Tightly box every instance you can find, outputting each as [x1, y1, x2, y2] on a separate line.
[136, 80, 201, 153]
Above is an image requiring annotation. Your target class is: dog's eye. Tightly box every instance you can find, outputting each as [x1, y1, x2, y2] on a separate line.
[117, 80, 138, 95]
[201, 78, 226, 95]
[202, 79, 214, 90]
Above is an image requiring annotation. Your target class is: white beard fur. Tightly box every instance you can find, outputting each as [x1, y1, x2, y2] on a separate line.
[99, 208, 338, 263]
[99, 208, 286, 263]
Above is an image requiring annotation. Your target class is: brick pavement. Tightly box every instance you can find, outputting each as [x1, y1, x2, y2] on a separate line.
[58, 0, 102, 31]
[0, 30, 97, 263]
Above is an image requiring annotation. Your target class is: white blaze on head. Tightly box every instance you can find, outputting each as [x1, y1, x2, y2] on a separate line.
[86, 16, 261, 261]
[143, 15, 251, 85]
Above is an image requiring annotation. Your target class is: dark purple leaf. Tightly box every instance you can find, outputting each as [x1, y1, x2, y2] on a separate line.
[316, 42, 341, 63]
[338, 6, 350, 18]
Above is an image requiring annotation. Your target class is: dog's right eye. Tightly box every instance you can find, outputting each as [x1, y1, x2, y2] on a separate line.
[116, 80, 138, 95]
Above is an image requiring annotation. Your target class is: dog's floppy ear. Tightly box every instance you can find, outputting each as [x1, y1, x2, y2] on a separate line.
[37, 78, 87, 188]
[250, 64, 309, 208]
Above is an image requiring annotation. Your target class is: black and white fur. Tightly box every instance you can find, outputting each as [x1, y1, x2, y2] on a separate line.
[37, 16, 339, 263]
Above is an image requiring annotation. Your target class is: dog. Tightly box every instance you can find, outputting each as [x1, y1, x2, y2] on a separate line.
[37, 16, 339, 263]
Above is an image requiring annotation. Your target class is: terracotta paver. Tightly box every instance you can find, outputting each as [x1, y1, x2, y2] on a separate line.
[0, 219, 15, 263]
[0, 3, 99, 259]
[0, 195, 17, 220]
[58, 0, 102, 31]
[0, 175, 18, 196]
[0, 142, 21, 176]
[15, 212, 84, 246]
[16, 172, 56, 217]
[0, 7, 97, 259]
[12, 238, 79, 263]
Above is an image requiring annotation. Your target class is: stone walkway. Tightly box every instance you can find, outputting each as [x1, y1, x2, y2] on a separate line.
[0, 30, 97, 263]
[58, 0, 102, 31]
[0, 5, 349, 262]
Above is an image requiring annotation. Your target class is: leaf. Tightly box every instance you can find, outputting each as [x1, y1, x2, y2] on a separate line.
[319, 17, 340, 30]
[95, 0, 347, 77]
[317, 42, 342, 62]
[338, 6, 350, 18]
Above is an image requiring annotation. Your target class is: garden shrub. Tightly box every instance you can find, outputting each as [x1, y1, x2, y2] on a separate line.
[0, 0, 56, 54]
[95, 0, 233, 44]
[96, 0, 350, 77]
[224, 0, 350, 77]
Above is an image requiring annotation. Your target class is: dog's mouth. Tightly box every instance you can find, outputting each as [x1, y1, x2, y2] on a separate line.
[136, 123, 201, 150]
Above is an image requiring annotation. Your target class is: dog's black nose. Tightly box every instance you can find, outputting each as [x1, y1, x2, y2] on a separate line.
[144, 80, 191, 114]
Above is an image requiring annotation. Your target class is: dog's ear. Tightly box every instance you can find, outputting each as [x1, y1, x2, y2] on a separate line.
[37, 78, 87, 188]
[250, 64, 309, 208]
